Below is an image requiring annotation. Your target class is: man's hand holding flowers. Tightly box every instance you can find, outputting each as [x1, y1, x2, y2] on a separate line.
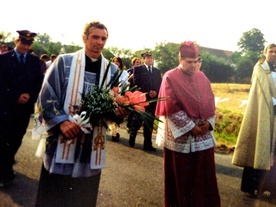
[60, 120, 82, 140]
[75, 69, 168, 132]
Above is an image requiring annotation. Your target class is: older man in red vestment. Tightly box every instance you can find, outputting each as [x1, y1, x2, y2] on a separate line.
[155, 41, 221, 207]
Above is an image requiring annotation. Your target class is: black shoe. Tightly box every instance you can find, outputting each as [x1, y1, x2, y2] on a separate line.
[0, 181, 7, 188]
[129, 141, 135, 148]
[0, 179, 12, 188]
[6, 170, 16, 181]
[143, 146, 156, 152]
[129, 136, 135, 148]
[111, 133, 120, 142]
[0, 170, 15, 189]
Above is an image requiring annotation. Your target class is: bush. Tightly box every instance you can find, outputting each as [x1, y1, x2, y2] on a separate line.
[214, 109, 243, 146]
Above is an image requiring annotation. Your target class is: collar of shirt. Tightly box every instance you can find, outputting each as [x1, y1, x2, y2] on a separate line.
[14, 49, 26, 61]
[145, 64, 151, 70]
[268, 61, 276, 71]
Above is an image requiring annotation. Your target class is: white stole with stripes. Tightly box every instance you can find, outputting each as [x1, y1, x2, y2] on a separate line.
[55, 49, 111, 169]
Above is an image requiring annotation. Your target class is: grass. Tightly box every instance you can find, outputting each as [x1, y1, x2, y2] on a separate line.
[212, 83, 250, 147]
[212, 83, 250, 113]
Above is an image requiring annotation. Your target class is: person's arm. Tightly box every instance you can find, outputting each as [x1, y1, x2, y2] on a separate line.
[133, 66, 144, 90]
[167, 110, 197, 138]
[37, 56, 69, 130]
[200, 116, 215, 134]
[27, 57, 44, 103]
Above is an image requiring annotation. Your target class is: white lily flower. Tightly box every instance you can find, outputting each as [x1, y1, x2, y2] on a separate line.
[69, 111, 91, 134]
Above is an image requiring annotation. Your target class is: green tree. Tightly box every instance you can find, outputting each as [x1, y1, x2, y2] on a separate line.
[0, 32, 13, 49]
[102, 48, 116, 61]
[31, 33, 82, 57]
[237, 28, 265, 56]
[153, 42, 234, 82]
[154, 42, 179, 74]
[47, 41, 63, 56]
[0, 32, 12, 42]
[33, 33, 52, 56]
[233, 51, 259, 83]
[201, 52, 234, 83]
[107, 47, 135, 69]
[233, 28, 266, 83]
[63, 44, 82, 54]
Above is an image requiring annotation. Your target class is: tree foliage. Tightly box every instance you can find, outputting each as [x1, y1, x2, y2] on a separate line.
[237, 28, 265, 56]
[0, 27, 269, 83]
[107, 47, 135, 69]
[201, 52, 234, 83]
[232, 51, 259, 83]
[0, 32, 12, 42]
[233, 28, 266, 83]
[0, 31, 13, 49]
[154, 42, 179, 74]
[153, 42, 234, 82]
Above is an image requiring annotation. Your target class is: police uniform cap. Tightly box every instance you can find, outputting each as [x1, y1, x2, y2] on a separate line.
[141, 51, 152, 58]
[16, 30, 37, 44]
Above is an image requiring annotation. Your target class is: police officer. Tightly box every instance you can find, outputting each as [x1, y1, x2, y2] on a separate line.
[0, 30, 44, 187]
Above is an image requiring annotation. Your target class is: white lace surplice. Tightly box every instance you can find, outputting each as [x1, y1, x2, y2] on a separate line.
[156, 110, 216, 153]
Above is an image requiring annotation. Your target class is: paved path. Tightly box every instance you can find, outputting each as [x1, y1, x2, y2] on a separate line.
[1, 119, 276, 207]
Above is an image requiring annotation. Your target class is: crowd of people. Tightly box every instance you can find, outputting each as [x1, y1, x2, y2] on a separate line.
[2, 19, 276, 207]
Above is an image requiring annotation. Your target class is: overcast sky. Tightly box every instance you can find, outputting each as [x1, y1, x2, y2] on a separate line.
[1, 0, 275, 52]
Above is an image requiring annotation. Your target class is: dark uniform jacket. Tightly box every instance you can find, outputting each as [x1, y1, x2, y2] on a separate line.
[0, 50, 44, 117]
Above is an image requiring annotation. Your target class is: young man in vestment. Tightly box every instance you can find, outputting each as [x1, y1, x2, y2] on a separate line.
[232, 43, 276, 196]
[155, 41, 221, 207]
[34, 21, 127, 207]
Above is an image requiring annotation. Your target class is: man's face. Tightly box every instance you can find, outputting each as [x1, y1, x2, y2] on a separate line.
[0, 45, 8, 53]
[143, 56, 154, 66]
[266, 47, 276, 65]
[83, 27, 108, 57]
[179, 56, 198, 75]
[15, 39, 32, 54]
[196, 60, 202, 71]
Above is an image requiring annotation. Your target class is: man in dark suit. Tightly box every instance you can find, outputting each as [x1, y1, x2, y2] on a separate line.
[129, 51, 162, 151]
[0, 30, 44, 187]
